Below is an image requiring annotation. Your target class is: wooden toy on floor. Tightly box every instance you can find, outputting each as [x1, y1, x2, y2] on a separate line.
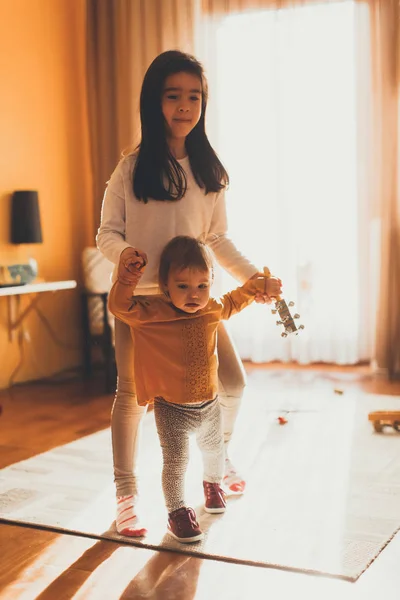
[368, 411, 400, 433]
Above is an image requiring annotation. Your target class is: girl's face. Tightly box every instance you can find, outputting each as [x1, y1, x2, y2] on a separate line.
[165, 266, 212, 313]
[161, 72, 202, 142]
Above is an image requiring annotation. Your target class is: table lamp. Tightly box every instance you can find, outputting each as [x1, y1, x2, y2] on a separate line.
[9, 190, 43, 285]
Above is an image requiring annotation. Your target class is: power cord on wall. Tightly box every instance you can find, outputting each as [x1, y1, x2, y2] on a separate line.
[35, 306, 80, 351]
[8, 305, 82, 388]
[8, 326, 25, 389]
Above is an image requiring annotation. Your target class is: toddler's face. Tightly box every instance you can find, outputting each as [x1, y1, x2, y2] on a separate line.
[166, 267, 212, 313]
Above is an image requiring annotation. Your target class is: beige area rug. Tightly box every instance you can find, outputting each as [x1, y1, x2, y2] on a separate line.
[1, 387, 400, 582]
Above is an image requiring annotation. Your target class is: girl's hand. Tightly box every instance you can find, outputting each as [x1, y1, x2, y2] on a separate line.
[118, 247, 148, 285]
[249, 273, 282, 305]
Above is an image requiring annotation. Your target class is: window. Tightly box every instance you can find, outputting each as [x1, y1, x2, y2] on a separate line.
[199, 1, 374, 363]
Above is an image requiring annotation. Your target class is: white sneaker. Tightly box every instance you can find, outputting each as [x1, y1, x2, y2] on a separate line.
[223, 458, 246, 493]
[116, 495, 147, 537]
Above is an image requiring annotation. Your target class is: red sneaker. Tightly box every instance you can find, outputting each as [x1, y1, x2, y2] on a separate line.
[168, 507, 204, 543]
[203, 481, 226, 513]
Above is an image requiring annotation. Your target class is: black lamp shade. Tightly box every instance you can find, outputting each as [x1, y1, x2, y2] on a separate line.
[11, 190, 43, 244]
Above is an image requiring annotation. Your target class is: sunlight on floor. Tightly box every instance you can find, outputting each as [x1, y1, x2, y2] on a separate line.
[1, 535, 101, 599]
[70, 546, 153, 600]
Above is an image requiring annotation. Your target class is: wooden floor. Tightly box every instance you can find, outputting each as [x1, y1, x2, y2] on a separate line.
[1, 363, 400, 600]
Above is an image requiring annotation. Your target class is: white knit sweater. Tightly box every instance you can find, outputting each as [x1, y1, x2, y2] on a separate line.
[96, 153, 259, 293]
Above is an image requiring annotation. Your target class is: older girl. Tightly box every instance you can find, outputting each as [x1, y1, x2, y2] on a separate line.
[97, 50, 275, 537]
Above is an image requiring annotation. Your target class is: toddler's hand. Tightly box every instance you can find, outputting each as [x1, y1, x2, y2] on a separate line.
[118, 247, 147, 285]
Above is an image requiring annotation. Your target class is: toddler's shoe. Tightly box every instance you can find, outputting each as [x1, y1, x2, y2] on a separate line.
[203, 481, 226, 513]
[168, 506, 204, 543]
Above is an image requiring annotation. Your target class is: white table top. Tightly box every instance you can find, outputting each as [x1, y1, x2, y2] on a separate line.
[0, 280, 77, 297]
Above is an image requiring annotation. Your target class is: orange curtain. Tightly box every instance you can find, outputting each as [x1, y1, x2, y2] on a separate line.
[86, 0, 195, 235]
[367, 0, 400, 378]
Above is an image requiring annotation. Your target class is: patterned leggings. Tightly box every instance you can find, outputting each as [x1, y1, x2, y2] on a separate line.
[154, 396, 224, 513]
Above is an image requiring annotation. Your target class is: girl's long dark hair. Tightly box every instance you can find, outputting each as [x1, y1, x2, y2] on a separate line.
[133, 50, 229, 203]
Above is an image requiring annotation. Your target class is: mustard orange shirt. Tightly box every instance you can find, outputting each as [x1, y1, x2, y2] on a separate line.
[108, 276, 267, 406]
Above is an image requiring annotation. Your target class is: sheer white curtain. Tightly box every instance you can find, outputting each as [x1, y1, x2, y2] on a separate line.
[196, 1, 378, 364]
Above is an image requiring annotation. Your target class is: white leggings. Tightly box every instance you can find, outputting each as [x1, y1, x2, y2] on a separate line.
[112, 318, 247, 497]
